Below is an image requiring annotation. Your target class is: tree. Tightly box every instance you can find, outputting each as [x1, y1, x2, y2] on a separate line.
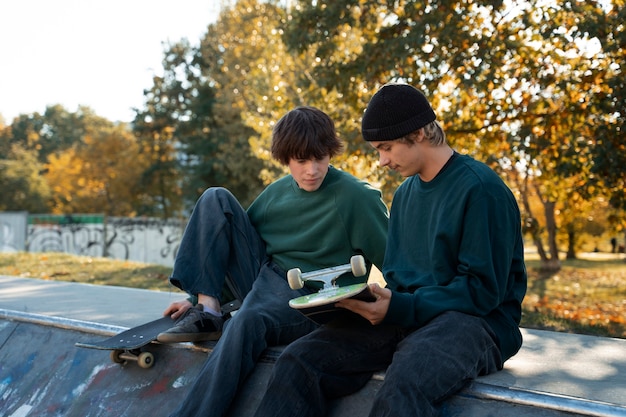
[584, 1, 626, 212]
[45, 125, 147, 215]
[204, 0, 393, 202]
[0, 144, 51, 212]
[133, 28, 269, 214]
[582, 1, 626, 249]
[1, 105, 105, 162]
[196, 0, 301, 200]
[132, 42, 189, 218]
[0, 105, 125, 214]
[282, 0, 618, 268]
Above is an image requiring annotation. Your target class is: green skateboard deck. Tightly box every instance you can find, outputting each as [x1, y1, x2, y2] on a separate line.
[289, 283, 375, 323]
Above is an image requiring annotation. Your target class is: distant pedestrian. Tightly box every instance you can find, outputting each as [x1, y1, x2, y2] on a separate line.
[611, 237, 617, 253]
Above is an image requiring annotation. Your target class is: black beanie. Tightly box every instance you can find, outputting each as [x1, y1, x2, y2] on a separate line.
[362, 84, 436, 141]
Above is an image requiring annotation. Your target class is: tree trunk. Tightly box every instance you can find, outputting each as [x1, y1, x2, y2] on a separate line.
[533, 183, 561, 272]
[543, 200, 561, 269]
[514, 172, 549, 262]
[566, 229, 577, 260]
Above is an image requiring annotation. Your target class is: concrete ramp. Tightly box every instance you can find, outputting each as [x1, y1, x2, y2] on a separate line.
[0, 310, 383, 417]
[1, 276, 626, 417]
[2, 311, 626, 417]
[0, 313, 204, 417]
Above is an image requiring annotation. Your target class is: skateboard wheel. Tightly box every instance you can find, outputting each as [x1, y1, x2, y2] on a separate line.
[287, 268, 304, 289]
[110, 349, 125, 364]
[350, 255, 367, 277]
[137, 352, 155, 369]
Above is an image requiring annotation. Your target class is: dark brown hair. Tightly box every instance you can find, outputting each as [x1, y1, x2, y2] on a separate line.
[271, 106, 344, 165]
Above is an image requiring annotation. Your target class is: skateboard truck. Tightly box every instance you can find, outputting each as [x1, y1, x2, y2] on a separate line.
[110, 349, 155, 369]
[287, 255, 367, 291]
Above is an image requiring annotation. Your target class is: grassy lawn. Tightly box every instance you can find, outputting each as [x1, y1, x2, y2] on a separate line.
[522, 253, 626, 338]
[0, 252, 173, 291]
[1, 251, 625, 339]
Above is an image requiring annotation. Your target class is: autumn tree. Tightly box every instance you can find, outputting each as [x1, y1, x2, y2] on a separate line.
[583, 1, 626, 248]
[45, 124, 147, 215]
[199, 0, 393, 205]
[1, 105, 105, 162]
[281, 0, 619, 268]
[0, 105, 124, 213]
[0, 144, 51, 212]
[132, 41, 190, 218]
[196, 0, 307, 198]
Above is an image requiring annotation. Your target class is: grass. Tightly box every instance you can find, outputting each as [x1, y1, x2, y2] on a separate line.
[0, 252, 174, 291]
[522, 253, 626, 338]
[1, 251, 625, 339]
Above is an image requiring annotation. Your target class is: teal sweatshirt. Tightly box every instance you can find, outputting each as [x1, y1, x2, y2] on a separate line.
[383, 153, 527, 364]
[247, 166, 388, 285]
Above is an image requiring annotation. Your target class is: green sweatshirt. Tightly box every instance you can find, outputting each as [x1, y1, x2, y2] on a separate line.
[383, 153, 527, 364]
[247, 166, 388, 285]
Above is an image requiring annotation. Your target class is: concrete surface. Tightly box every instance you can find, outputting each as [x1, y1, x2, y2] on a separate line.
[1, 275, 626, 417]
[0, 275, 185, 328]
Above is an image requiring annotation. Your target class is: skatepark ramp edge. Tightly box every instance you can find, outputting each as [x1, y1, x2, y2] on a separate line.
[1, 308, 626, 417]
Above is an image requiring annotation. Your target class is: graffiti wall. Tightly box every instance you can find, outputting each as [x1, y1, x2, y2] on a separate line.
[0, 212, 185, 267]
[0, 212, 28, 252]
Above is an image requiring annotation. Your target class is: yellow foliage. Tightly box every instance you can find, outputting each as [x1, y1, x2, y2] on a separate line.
[44, 126, 148, 215]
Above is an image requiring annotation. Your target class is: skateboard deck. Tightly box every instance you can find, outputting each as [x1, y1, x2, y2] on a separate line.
[289, 283, 375, 324]
[75, 299, 242, 368]
[287, 256, 371, 324]
[76, 316, 176, 368]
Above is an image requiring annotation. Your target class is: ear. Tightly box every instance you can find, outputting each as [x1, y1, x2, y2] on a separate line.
[413, 128, 426, 142]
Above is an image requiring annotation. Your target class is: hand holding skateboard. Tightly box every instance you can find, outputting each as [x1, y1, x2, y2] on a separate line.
[287, 255, 376, 323]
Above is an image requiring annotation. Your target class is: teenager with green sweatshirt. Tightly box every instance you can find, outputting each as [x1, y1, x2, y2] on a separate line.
[163, 106, 388, 417]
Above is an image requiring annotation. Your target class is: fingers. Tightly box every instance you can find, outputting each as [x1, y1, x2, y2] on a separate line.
[163, 300, 192, 319]
[336, 285, 391, 325]
[369, 283, 390, 301]
[163, 304, 177, 317]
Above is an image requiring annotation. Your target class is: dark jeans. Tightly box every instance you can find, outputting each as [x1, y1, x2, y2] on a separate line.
[167, 188, 318, 417]
[169, 187, 265, 300]
[253, 311, 502, 417]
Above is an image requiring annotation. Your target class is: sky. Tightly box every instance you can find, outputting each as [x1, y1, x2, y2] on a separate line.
[0, 0, 219, 124]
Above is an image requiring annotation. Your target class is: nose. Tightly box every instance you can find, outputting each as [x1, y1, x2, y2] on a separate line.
[378, 153, 390, 167]
[307, 160, 321, 175]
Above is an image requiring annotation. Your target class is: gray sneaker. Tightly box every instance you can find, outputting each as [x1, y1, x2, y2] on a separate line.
[157, 304, 224, 343]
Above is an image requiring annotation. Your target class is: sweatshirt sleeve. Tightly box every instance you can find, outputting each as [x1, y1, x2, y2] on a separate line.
[339, 181, 389, 271]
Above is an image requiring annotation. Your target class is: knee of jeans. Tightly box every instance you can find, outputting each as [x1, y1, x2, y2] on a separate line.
[275, 342, 305, 368]
[200, 186, 231, 201]
[227, 307, 269, 336]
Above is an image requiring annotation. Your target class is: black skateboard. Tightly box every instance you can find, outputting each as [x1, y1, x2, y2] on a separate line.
[76, 299, 242, 368]
[76, 316, 176, 368]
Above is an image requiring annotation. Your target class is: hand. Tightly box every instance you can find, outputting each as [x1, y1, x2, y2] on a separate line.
[163, 299, 193, 320]
[336, 283, 391, 325]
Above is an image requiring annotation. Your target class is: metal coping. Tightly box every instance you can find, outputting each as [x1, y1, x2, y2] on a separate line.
[0, 308, 127, 336]
[461, 380, 626, 416]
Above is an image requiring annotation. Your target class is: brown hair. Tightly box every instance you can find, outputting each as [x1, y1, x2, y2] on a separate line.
[271, 106, 344, 165]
